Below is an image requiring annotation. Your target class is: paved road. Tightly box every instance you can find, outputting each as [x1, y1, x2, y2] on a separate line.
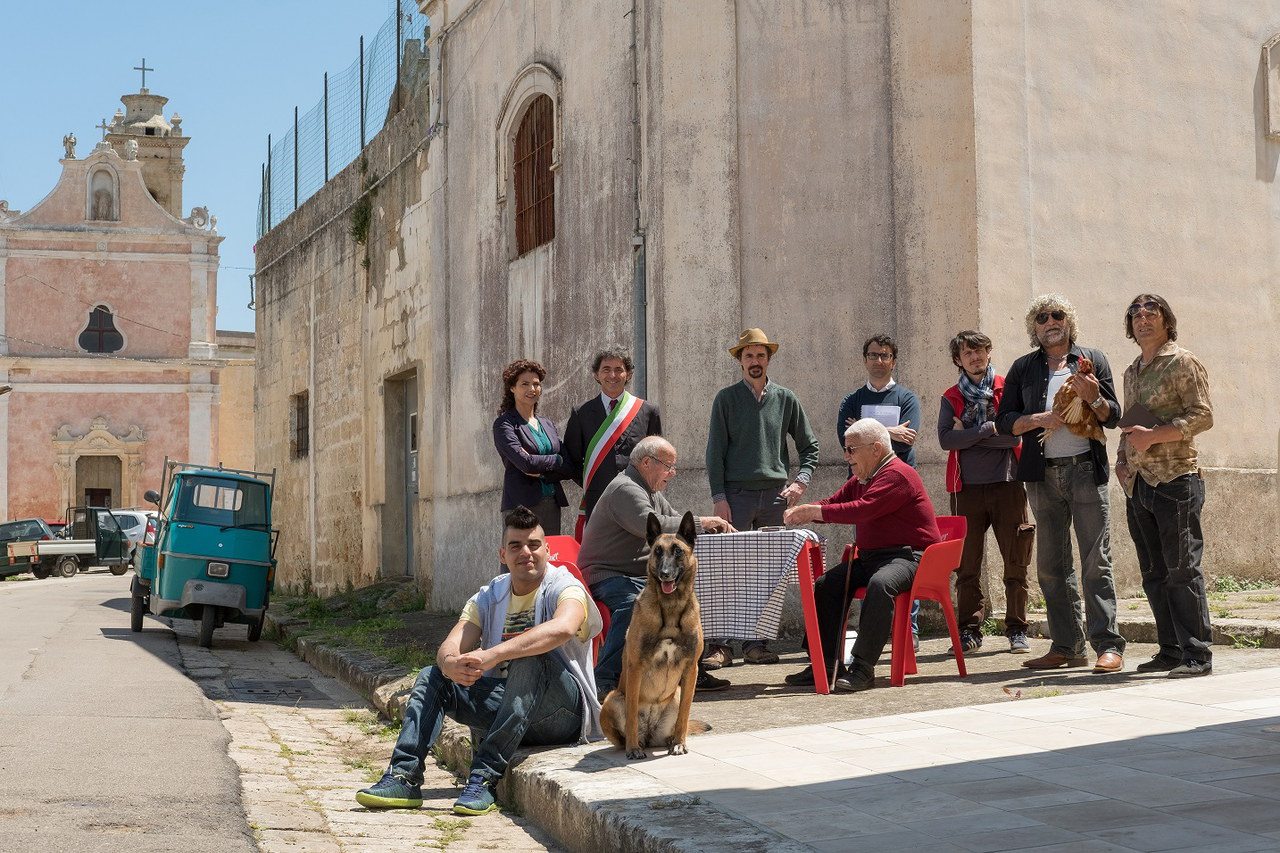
[0, 574, 556, 853]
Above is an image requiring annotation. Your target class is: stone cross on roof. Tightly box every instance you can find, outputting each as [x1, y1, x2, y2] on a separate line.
[96, 118, 111, 140]
[133, 57, 154, 90]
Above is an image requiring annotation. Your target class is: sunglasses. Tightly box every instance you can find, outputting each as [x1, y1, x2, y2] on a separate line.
[1127, 300, 1162, 317]
[1034, 310, 1066, 325]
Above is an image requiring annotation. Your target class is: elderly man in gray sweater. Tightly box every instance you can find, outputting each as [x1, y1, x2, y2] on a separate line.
[580, 436, 734, 696]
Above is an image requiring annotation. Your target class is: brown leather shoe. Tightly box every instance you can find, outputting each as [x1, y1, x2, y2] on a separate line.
[1093, 651, 1124, 673]
[1022, 651, 1089, 669]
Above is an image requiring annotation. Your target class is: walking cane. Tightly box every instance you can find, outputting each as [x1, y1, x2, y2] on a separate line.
[832, 543, 856, 689]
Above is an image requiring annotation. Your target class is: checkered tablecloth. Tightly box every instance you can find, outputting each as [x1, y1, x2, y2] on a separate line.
[694, 529, 822, 640]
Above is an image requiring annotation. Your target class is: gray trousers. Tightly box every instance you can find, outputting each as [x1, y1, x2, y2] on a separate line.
[1026, 458, 1125, 657]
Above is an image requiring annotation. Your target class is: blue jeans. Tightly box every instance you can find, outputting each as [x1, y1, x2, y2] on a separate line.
[388, 653, 582, 785]
[1127, 474, 1211, 663]
[589, 574, 647, 697]
[1027, 459, 1125, 657]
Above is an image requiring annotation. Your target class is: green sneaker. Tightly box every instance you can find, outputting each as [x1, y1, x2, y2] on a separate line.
[453, 773, 497, 815]
[356, 772, 423, 809]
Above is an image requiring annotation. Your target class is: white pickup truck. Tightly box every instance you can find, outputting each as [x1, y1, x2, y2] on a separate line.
[6, 506, 130, 578]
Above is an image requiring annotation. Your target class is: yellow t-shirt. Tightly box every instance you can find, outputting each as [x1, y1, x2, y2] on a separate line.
[460, 585, 590, 643]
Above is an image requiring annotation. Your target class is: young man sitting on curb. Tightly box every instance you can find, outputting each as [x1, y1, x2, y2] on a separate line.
[356, 506, 602, 815]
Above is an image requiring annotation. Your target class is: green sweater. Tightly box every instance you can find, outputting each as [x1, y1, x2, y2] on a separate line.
[705, 380, 820, 500]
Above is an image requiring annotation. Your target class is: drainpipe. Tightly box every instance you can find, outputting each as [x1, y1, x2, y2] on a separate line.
[628, 0, 647, 397]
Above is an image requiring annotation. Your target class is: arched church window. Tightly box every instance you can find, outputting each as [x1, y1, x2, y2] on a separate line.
[513, 94, 555, 256]
[90, 169, 117, 221]
[79, 305, 124, 354]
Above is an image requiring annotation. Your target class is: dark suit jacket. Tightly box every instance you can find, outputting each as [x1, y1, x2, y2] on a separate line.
[562, 396, 662, 518]
[492, 410, 573, 511]
[996, 344, 1119, 485]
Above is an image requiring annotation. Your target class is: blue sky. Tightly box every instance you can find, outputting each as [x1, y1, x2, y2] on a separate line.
[1, 1, 403, 332]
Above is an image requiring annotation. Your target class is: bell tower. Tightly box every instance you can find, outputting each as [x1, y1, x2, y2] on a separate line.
[105, 59, 189, 218]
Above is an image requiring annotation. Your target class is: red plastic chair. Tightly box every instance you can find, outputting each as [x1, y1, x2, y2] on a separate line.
[833, 516, 968, 687]
[557, 560, 609, 664]
[889, 530, 967, 686]
[546, 535, 580, 566]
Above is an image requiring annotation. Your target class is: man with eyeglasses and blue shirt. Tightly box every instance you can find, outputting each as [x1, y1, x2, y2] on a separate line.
[836, 334, 924, 650]
[997, 294, 1126, 674]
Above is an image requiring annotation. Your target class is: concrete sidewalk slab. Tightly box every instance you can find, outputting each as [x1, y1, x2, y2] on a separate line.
[268, 611, 1280, 852]
[573, 667, 1280, 852]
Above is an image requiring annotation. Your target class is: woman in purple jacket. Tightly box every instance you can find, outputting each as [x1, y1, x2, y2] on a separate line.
[492, 359, 573, 535]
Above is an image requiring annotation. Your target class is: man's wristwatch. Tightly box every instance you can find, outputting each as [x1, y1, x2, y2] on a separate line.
[1090, 397, 1108, 411]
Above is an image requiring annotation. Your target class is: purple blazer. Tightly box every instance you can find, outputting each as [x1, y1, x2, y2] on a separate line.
[492, 409, 573, 511]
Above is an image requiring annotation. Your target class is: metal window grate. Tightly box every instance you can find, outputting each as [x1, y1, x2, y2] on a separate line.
[293, 392, 310, 459]
[514, 95, 555, 256]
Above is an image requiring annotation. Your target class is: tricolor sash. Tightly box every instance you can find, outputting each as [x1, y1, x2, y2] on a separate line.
[574, 392, 644, 541]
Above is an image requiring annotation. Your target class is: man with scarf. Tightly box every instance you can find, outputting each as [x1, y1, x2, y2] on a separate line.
[938, 331, 1033, 654]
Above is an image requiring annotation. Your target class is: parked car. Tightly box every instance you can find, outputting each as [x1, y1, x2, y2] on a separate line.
[46, 520, 67, 539]
[111, 509, 156, 563]
[0, 518, 59, 578]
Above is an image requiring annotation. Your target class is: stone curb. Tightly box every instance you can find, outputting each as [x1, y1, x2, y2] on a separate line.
[264, 612, 806, 853]
[1019, 614, 1280, 649]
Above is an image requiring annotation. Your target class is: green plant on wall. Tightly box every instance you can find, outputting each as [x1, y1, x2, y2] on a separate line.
[349, 158, 379, 270]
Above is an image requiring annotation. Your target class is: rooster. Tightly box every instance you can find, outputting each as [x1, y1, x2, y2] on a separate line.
[1041, 356, 1106, 445]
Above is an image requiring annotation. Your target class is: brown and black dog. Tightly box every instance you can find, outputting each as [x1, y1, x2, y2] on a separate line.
[600, 511, 704, 759]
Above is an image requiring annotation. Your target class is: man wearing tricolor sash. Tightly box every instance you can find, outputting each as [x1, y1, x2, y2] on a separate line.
[563, 349, 663, 541]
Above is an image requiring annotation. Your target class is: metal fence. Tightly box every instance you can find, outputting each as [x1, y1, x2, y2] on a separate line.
[257, 0, 429, 237]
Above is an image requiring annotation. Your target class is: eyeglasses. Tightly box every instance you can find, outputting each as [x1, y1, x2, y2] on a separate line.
[842, 443, 873, 455]
[1127, 300, 1162, 318]
[864, 352, 894, 363]
[647, 456, 677, 473]
[1034, 310, 1066, 325]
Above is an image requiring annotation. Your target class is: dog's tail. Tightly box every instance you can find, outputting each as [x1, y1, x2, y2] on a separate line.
[688, 719, 713, 735]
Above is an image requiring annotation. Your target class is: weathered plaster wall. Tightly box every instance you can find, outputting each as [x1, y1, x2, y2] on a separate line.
[971, 0, 1280, 585]
[215, 331, 256, 471]
[258, 0, 1279, 616]
[5, 391, 184, 518]
[5, 255, 192, 358]
[258, 0, 640, 605]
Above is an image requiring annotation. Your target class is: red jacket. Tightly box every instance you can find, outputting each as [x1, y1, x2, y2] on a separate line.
[942, 376, 1019, 493]
[818, 456, 941, 551]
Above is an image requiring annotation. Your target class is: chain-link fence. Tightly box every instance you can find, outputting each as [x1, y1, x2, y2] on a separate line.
[257, 0, 428, 237]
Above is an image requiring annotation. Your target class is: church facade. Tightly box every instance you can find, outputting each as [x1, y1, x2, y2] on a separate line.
[0, 84, 254, 521]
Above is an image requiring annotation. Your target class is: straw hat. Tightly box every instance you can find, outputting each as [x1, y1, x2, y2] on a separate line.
[729, 328, 779, 359]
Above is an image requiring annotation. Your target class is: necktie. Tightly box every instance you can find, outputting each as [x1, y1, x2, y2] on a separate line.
[608, 398, 617, 414]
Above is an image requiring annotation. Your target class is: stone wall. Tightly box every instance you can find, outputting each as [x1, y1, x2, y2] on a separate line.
[257, 0, 1279, 616]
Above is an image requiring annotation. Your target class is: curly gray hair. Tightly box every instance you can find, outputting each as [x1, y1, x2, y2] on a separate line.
[1023, 293, 1080, 347]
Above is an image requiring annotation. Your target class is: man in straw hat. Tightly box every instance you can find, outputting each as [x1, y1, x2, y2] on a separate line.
[703, 328, 820, 668]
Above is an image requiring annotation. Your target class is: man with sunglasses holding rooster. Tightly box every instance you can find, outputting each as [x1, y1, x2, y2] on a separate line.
[996, 294, 1126, 673]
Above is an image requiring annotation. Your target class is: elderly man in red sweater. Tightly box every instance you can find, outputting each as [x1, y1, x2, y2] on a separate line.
[782, 418, 941, 691]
